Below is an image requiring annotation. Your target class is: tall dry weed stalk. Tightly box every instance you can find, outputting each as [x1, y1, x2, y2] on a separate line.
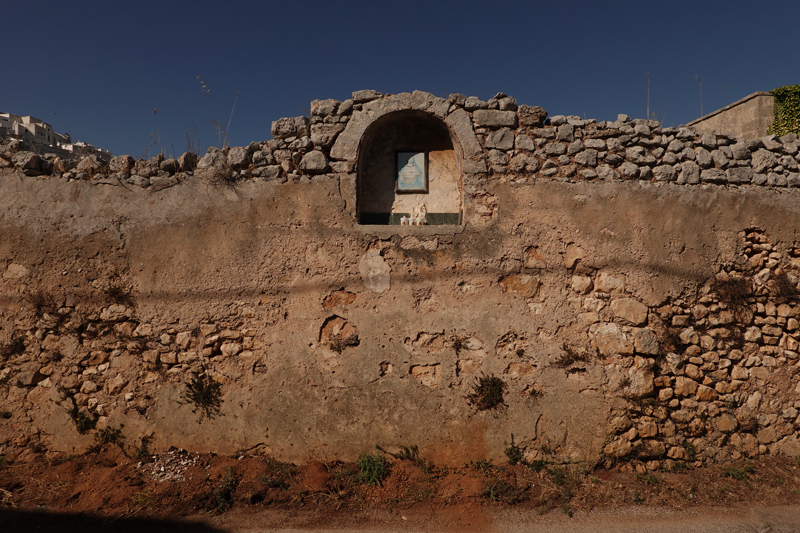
[196, 76, 238, 149]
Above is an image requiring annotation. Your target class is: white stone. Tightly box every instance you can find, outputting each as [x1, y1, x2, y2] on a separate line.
[571, 275, 593, 294]
[3, 263, 29, 280]
[359, 249, 391, 294]
[610, 298, 649, 325]
[589, 322, 633, 356]
[220, 343, 242, 357]
[595, 271, 625, 293]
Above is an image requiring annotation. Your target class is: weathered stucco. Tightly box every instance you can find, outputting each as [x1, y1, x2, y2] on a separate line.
[2, 90, 800, 472]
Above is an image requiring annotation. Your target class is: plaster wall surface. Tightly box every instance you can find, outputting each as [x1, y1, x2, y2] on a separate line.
[2, 168, 800, 466]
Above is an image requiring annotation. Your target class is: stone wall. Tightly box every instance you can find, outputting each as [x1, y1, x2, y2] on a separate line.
[1, 90, 800, 474]
[688, 92, 775, 141]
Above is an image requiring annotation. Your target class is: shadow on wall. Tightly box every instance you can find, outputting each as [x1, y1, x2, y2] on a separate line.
[0, 509, 225, 533]
[65, 250, 711, 309]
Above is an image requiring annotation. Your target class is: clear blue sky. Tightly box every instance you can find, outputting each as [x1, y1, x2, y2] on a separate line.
[5, 0, 799, 157]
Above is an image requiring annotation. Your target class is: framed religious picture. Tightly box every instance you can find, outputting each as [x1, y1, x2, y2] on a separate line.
[396, 151, 428, 193]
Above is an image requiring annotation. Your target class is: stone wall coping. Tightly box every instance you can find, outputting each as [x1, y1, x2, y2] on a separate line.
[686, 91, 774, 127]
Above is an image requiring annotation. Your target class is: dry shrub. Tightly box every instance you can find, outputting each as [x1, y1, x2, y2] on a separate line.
[715, 276, 752, 321]
[770, 271, 799, 300]
[27, 290, 56, 317]
[553, 344, 591, 369]
[0, 336, 26, 360]
[104, 283, 135, 307]
[467, 374, 507, 412]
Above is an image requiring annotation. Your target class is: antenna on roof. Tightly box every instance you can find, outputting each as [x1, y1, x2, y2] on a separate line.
[52, 112, 77, 142]
[695, 75, 703, 117]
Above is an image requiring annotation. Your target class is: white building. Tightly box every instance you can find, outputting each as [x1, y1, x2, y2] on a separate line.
[0, 112, 111, 160]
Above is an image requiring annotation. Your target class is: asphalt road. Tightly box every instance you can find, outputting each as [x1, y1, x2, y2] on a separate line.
[226, 506, 800, 533]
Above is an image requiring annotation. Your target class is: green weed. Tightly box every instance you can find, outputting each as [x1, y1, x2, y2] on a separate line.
[504, 434, 525, 466]
[528, 460, 546, 472]
[212, 467, 237, 512]
[469, 459, 494, 475]
[637, 473, 658, 485]
[684, 440, 697, 461]
[377, 444, 433, 475]
[134, 436, 152, 463]
[66, 406, 96, 434]
[482, 479, 526, 504]
[722, 464, 754, 481]
[260, 475, 289, 490]
[357, 452, 388, 486]
[131, 488, 153, 509]
[95, 426, 124, 446]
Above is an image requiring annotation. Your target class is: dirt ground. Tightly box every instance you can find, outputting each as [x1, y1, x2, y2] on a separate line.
[2, 444, 800, 532]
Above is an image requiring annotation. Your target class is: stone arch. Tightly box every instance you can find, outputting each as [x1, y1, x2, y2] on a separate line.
[329, 91, 483, 225]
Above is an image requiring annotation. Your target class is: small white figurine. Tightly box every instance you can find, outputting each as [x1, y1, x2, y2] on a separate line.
[411, 204, 427, 225]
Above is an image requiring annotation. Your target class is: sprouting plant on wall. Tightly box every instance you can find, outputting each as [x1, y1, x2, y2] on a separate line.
[770, 270, 799, 300]
[504, 434, 525, 466]
[0, 335, 26, 360]
[104, 282, 135, 307]
[93, 425, 125, 452]
[714, 276, 752, 321]
[27, 290, 56, 317]
[134, 435, 152, 463]
[553, 344, 591, 372]
[769, 83, 800, 137]
[151, 108, 162, 158]
[452, 336, 465, 354]
[467, 374, 507, 412]
[67, 405, 97, 434]
[181, 372, 224, 421]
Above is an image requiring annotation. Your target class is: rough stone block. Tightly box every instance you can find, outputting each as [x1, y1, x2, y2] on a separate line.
[271, 116, 309, 139]
[726, 167, 753, 184]
[556, 124, 574, 142]
[678, 160, 700, 184]
[674, 376, 698, 396]
[359, 249, 391, 293]
[575, 149, 597, 167]
[517, 104, 547, 127]
[631, 328, 660, 355]
[472, 109, 517, 128]
[352, 89, 382, 103]
[611, 298, 649, 325]
[499, 274, 540, 298]
[485, 128, 515, 150]
[653, 165, 677, 182]
[299, 151, 328, 173]
[589, 322, 633, 356]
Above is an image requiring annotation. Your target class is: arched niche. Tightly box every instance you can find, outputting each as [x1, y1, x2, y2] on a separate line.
[357, 111, 462, 225]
